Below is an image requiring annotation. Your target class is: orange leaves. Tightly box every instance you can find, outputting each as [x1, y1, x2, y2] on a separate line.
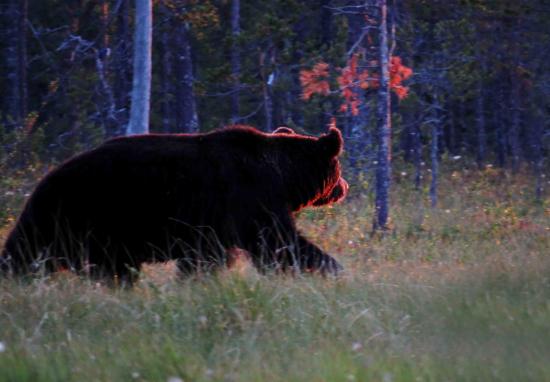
[300, 55, 413, 115]
[389, 56, 413, 100]
[300, 62, 331, 100]
[337, 54, 373, 116]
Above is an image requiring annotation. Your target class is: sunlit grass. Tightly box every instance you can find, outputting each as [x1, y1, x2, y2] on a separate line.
[0, 164, 549, 381]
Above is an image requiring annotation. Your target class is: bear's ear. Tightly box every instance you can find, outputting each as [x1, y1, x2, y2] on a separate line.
[273, 126, 295, 134]
[318, 127, 343, 157]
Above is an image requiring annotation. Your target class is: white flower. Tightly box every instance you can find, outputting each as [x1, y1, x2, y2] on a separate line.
[131, 372, 140, 379]
[198, 315, 208, 326]
[351, 342, 362, 351]
[0, 342, 5, 353]
[167, 377, 184, 382]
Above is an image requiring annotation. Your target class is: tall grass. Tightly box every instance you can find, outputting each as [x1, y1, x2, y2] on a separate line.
[0, 165, 549, 381]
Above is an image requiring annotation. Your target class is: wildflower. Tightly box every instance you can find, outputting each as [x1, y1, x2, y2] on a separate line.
[167, 377, 184, 382]
[351, 342, 362, 351]
[0, 342, 5, 353]
[131, 372, 140, 379]
[198, 315, 208, 328]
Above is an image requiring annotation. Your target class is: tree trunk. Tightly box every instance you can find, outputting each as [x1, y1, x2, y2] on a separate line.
[3, 0, 28, 127]
[126, 0, 152, 135]
[289, 14, 306, 128]
[260, 47, 274, 132]
[429, 107, 439, 208]
[174, 22, 199, 133]
[96, 0, 117, 136]
[475, 84, 486, 169]
[413, 122, 422, 190]
[159, 4, 174, 133]
[113, 0, 131, 134]
[345, 5, 370, 177]
[509, 73, 521, 172]
[447, 105, 457, 155]
[532, 121, 544, 201]
[495, 83, 507, 168]
[373, 0, 391, 231]
[230, 0, 240, 123]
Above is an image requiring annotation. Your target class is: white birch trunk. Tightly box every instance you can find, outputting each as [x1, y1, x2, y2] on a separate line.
[126, 0, 152, 135]
[374, 0, 391, 231]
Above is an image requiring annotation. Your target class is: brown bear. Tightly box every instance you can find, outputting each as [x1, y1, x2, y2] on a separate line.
[1, 125, 347, 283]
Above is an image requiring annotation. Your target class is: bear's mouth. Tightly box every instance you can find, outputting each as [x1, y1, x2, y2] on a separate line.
[312, 177, 349, 207]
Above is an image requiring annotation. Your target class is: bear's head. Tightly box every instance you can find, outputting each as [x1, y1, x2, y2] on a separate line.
[272, 126, 348, 211]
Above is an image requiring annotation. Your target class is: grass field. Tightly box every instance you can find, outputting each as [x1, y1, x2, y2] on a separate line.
[0, 165, 549, 381]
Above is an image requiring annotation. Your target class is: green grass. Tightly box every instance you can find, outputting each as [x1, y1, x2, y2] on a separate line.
[0, 165, 549, 381]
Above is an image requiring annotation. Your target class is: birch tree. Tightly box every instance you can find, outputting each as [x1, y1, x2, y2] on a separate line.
[126, 0, 152, 135]
[373, 0, 391, 231]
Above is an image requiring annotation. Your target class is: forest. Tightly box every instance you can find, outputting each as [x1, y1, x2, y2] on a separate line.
[0, 1, 549, 381]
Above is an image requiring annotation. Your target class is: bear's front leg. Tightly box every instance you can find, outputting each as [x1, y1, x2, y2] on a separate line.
[246, 224, 343, 276]
[295, 234, 343, 276]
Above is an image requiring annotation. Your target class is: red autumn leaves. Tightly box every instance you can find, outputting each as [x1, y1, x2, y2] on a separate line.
[300, 54, 413, 116]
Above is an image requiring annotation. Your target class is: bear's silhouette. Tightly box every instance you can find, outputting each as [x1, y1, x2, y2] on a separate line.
[1, 126, 347, 283]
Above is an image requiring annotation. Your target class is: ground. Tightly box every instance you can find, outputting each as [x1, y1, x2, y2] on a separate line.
[0, 163, 549, 381]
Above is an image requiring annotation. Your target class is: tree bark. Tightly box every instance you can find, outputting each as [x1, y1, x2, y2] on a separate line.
[126, 0, 152, 135]
[96, 0, 118, 136]
[413, 121, 422, 190]
[113, 0, 131, 134]
[345, 4, 371, 177]
[174, 21, 199, 133]
[230, 0, 240, 123]
[373, 0, 391, 231]
[429, 101, 439, 208]
[260, 47, 274, 132]
[159, 4, 174, 133]
[3, 0, 28, 127]
[495, 82, 507, 168]
[475, 84, 486, 169]
[509, 72, 521, 172]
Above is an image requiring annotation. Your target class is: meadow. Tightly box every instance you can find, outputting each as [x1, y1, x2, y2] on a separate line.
[0, 164, 549, 381]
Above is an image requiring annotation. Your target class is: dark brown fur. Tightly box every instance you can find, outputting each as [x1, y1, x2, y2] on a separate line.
[1, 126, 347, 282]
